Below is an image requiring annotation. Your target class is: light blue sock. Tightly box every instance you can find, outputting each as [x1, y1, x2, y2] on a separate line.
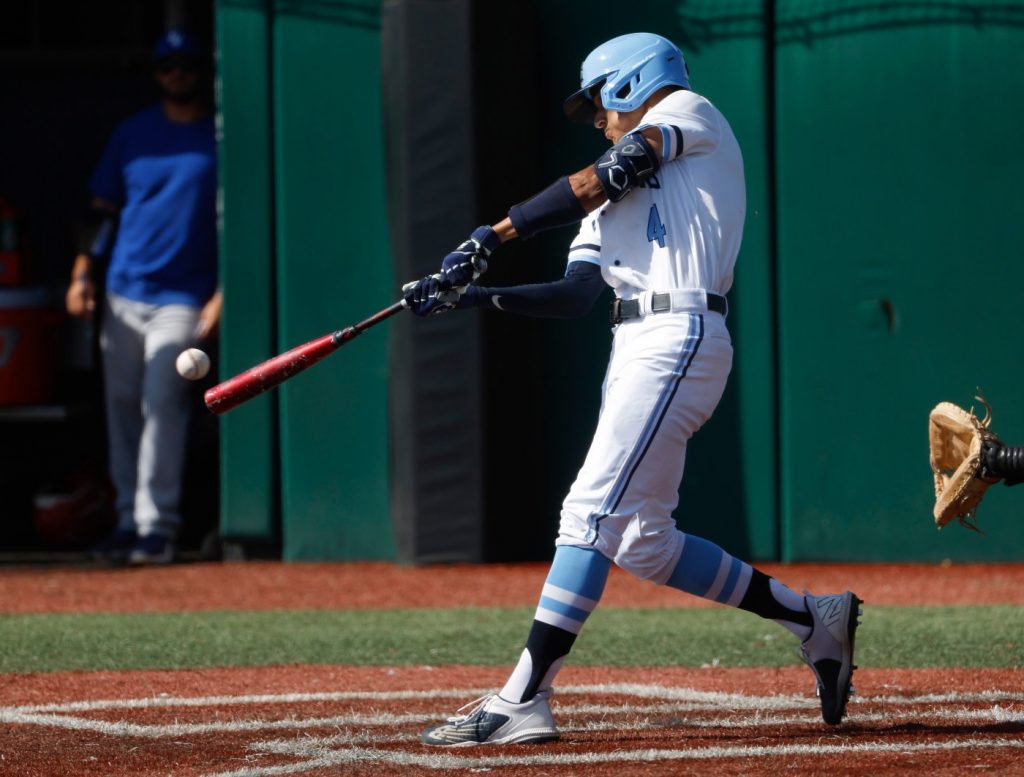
[665, 533, 753, 608]
[501, 545, 611, 702]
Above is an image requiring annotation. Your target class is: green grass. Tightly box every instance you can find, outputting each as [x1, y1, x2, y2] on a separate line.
[0, 606, 1021, 673]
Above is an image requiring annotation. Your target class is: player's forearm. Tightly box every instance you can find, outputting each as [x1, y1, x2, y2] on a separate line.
[70, 253, 93, 283]
[493, 126, 665, 244]
[66, 253, 97, 318]
[459, 262, 605, 319]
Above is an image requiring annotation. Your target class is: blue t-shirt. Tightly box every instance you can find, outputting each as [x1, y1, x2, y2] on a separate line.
[90, 106, 218, 307]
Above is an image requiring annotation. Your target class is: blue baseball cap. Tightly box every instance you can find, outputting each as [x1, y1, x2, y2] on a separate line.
[153, 28, 204, 62]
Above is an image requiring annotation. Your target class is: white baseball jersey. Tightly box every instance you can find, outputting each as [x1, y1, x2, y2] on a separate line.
[566, 89, 746, 297]
[556, 89, 745, 584]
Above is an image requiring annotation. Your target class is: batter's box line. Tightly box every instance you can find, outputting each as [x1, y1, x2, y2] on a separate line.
[242, 704, 1023, 755]
[14, 683, 1024, 716]
[204, 737, 1024, 777]
[1, 697, 1019, 741]
[1, 700, 814, 740]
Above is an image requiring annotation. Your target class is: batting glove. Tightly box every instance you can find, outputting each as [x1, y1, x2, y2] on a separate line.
[402, 274, 461, 317]
[440, 225, 501, 290]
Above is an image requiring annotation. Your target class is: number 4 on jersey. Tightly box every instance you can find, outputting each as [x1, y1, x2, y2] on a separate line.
[647, 204, 667, 248]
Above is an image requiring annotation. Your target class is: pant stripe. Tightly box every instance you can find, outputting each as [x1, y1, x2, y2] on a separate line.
[595, 314, 705, 530]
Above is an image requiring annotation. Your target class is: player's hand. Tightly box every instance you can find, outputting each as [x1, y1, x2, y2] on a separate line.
[440, 225, 501, 290]
[402, 274, 461, 316]
[65, 276, 96, 319]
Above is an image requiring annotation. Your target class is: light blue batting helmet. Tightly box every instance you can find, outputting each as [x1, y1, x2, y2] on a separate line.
[563, 33, 690, 123]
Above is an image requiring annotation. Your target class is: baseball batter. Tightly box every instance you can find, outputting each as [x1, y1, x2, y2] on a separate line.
[405, 33, 862, 745]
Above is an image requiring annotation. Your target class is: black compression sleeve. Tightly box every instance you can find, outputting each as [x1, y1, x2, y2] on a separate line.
[507, 177, 588, 240]
[459, 261, 606, 319]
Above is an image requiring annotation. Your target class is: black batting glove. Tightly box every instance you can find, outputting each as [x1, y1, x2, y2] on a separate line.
[402, 274, 461, 317]
[440, 225, 501, 290]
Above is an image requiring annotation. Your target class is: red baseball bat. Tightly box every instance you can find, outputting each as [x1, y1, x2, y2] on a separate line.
[204, 300, 407, 415]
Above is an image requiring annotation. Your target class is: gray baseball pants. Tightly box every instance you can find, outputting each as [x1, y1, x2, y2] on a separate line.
[100, 293, 200, 539]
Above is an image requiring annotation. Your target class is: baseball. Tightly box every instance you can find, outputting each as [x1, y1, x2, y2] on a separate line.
[176, 348, 210, 380]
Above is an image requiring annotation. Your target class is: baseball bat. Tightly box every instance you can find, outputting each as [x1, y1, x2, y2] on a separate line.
[204, 300, 407, 415]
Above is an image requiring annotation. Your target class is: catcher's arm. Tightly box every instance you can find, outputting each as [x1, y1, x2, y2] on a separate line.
[981, 440, 1024, 486]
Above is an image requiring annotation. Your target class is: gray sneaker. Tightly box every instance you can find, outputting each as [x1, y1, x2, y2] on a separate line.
[800, 591, 862, 725]
[422, 690, 560, 746]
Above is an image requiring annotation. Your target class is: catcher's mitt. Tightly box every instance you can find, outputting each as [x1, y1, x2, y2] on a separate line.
[928, 397, 1001, 532]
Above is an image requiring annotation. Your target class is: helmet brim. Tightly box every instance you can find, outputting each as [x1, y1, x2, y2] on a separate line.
[563, 89, 597, 123]
[563, 76, 606, 124]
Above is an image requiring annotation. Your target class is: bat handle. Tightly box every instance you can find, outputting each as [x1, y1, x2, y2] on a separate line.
[334, 300, 407, 344]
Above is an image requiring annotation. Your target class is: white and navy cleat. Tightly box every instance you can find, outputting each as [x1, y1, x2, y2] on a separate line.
[800, 591, 862, 725]
[422, 689, 560, 746]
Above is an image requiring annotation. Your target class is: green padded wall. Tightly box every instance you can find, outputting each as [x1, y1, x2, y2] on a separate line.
[775, 4, 1024, 560]
[272, 1, 395, 560]
[216, 0, 278, 544]
[673, 3, 777, 561]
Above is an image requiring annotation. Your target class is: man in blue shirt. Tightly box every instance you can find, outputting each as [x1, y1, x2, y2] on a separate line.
[66, 29, 219, 564]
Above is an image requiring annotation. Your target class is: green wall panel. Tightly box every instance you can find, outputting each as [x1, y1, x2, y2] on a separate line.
[673, 4, 777, 561]
[775, 5, 1024, 560]
[272, 1, 395, 560]
[216, 0, 278, 542]
[529, 2, 777, 560]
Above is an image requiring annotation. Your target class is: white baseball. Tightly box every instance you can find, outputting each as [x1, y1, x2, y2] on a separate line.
[176, 348, 210, 380]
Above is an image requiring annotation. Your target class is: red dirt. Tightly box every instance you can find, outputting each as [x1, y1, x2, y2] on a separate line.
[2, 664, 1020, 705]
[3, 561, 1023, 775]
[3, 665, 1023, 777]
[1, 560, 1023, 613]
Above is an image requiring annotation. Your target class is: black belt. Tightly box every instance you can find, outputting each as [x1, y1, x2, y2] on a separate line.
[610, 292, 727, 325]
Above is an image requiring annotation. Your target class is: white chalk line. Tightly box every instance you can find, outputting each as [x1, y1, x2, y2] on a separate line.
[203, 738, 1024, 777]
[3, 683, 1022, 776]
[244, 705, 1022, 756]
[10, 683, 1024, 715]
[7, 700, 1016, 740]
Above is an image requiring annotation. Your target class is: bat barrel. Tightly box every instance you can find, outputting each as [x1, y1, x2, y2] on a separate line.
[204, 332, 341, 415]
[204, 300, 408, 416]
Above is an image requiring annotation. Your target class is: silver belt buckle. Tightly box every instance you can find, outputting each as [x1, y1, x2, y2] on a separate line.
[650, 292, 672, 313]
[609, 298, 623, 325]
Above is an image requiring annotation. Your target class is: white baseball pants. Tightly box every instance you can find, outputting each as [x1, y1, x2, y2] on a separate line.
[557, 310, 732, 584]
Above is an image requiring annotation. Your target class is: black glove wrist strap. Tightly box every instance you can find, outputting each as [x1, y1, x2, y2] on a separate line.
[981, 441, 1024, 485]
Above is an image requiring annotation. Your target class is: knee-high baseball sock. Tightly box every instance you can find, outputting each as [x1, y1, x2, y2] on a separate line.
[665, 533, 813, 640]
[500, 545, 611, 704]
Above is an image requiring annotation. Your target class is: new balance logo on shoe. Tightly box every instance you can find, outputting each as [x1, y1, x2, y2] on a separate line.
[814, 595, 845, 629]
[801, 591, 863, 725]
